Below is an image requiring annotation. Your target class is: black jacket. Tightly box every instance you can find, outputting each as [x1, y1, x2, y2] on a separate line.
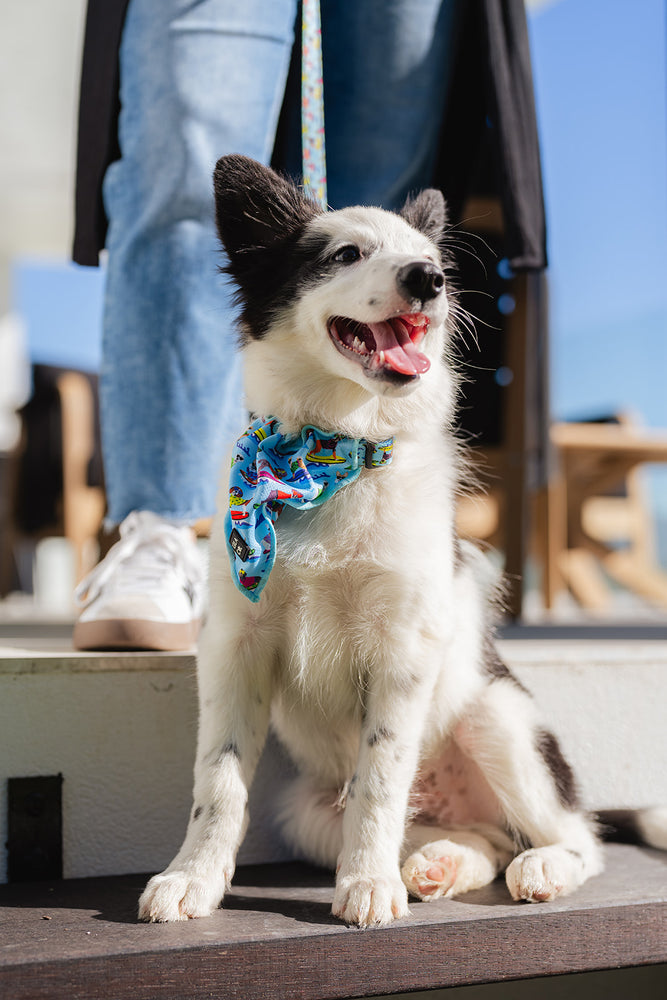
[72, 0, 546, 272]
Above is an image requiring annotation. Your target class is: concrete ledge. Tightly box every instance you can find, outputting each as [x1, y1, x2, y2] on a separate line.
[1, 630, 666, 883]
[0, 646, 194, 674]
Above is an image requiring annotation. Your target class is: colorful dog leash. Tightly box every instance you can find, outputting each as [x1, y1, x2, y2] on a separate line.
[301, 0, 327, 208]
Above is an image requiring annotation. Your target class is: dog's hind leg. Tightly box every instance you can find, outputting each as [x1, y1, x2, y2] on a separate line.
[401, 824, 514, 901]
[455, 675, 604, 903]
[278, 775, 344, 869]
[138, 595, 275, 922]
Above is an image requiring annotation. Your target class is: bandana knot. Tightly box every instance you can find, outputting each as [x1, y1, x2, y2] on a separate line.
[225, 417, 394, 602]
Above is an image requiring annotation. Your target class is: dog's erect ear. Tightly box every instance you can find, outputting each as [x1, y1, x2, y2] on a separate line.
[213, 154, 321, 257]
[399, 188, 447, 243]
[213, 155, 323, 338]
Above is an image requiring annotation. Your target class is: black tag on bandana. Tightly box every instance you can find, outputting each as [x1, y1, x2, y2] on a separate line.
[229, 528, 251, 562]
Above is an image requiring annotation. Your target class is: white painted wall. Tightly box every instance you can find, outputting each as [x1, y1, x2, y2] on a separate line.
[0, 653, 296, 882]
[1, 641, 666, 884]
[0, 1, 87, 312]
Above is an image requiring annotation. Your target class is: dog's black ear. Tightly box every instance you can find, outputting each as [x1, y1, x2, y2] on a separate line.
[399, 188, 447, 243]
[213, 155, 323, 338]
[213, 154, 321, 257]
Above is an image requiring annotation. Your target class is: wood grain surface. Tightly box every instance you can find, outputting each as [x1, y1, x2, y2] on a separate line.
[1, 844, 665, 999]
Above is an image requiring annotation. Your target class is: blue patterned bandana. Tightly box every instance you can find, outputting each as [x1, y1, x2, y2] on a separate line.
[225, 417, 394, 602]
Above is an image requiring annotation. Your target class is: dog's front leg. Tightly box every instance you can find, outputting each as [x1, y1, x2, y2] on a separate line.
[138, 614, 273, 922]
[332, 657, 435, 927]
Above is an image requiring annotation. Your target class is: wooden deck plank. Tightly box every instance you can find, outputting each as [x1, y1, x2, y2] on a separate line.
[1, 845, 665, 999]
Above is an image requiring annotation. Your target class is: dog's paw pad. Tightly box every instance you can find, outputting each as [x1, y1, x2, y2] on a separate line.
[402, 851, 458, 901]
[138, 870, 225, 922]
[332, 874, 409, 927]
[506, 849, 568, 903]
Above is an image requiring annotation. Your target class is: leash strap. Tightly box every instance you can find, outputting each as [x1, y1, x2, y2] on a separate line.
[301, 0, 327, 208]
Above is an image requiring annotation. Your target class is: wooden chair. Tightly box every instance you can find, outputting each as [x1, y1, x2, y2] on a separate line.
[549, 415, 667, 610]
[57, 371, 106, 582]
[2, 366, 105, 596]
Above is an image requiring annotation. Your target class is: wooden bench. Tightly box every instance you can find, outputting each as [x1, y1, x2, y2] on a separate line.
[1, 844, 665, 999]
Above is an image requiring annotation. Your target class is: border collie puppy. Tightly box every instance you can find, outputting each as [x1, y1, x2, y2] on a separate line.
[139, 155, 666, 926]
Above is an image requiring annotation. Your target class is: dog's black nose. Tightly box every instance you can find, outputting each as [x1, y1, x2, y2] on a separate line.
[397, 261, 445, 303]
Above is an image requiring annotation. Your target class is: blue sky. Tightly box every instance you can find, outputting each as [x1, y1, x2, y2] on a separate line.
[527, 0, 667, 429]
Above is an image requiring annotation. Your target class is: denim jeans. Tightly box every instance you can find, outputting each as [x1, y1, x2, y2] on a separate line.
[102, 0, 461, 523]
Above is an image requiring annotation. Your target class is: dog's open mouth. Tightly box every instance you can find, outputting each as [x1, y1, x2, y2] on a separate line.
[327, 314, 431, 380]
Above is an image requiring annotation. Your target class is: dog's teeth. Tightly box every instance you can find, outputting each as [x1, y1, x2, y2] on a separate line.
[379, 350, 385, 364]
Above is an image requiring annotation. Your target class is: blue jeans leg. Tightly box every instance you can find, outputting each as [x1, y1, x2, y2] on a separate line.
[101, 0, 297, 523]
[323, 0, 463, 209]
[102, 0, 461, 524]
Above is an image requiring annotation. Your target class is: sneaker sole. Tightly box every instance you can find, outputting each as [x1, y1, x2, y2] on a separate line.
[73, 617, 200, 652]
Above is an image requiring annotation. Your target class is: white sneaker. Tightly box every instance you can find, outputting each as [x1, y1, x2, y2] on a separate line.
[73, 511, 205, 651]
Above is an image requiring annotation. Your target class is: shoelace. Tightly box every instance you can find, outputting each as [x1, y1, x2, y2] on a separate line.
[74, 513, 203, 610]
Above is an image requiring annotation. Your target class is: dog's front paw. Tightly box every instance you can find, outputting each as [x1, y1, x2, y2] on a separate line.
[332, 873, 409, 927]
[138, 868, 229, 922]
[506, 847, 578, 903]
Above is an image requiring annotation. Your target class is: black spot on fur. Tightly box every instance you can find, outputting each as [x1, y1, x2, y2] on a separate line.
[536, 730, 579, 810]
[213, 155, 322, 339]
[483, 636, 530, 693]
[596, 809, 644, 845]
[367, 727, 395, 747]
[365, 362, 422, 388]
[219, 742, 241, 762]
[193, 806, 203, 821]
[348, 773, 358, 800]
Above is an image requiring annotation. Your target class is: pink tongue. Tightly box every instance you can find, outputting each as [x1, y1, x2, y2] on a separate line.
[368, 321, 430, 376]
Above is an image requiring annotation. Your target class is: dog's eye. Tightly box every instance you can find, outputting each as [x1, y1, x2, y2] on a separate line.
[332, 245, 361, 264]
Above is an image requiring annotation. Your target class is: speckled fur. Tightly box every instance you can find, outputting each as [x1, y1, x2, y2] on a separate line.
[139, 156, 607, 926]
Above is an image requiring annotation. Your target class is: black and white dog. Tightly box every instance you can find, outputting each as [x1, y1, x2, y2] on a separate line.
[139, 155, 665, 926]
